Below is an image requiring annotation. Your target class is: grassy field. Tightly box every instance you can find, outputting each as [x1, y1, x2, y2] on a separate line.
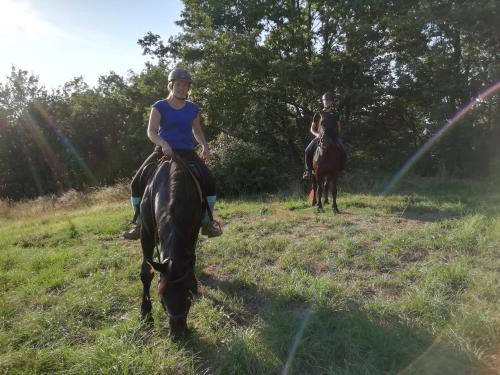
[0, 178, 499, 374]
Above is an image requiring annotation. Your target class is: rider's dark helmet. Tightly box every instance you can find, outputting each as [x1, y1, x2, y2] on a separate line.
[322, 91, 334, 101]
[168, 68, 192, 83]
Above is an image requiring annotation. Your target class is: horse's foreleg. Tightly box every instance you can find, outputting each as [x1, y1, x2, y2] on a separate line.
[140, 219, 155, 323]
[317, 177, 324, 212]
[311, 175, 317, 206]
[140, 260, 154, 323]
[331, 177, 340, 214]
[324, 179, 330, 204]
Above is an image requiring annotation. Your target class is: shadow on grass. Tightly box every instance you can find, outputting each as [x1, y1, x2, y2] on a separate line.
[399, 209, 463, 223]
[187, 273, 480, 375]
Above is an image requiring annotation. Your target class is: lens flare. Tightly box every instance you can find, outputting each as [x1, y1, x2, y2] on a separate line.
[18, 140, 44, 196]
[22, 113, 68, 191]
[32, 101, 98, 186]
[281, 304, 315, 375]
[384, 81, 500, 194]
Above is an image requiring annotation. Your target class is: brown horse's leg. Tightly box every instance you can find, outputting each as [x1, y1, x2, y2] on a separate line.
[324, 178, 330, 204]
[140, 207, 155, 323]
[140, 260, 154, 323]
[331, 176, 340, 214]
[317, 175, 324, 212]
[311, 174, 317, 206]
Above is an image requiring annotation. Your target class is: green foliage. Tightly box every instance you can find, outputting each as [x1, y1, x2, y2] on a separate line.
[0, 65, 170, 199]
[1, 0, 499, 200]
[208, 133, 287, 196]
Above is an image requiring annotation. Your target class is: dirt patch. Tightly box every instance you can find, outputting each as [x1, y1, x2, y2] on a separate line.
[199, 264, 230, 289]
[400, 248, 430, 263]
[312, 260, 329, 274]
[482, 347, 500, 374]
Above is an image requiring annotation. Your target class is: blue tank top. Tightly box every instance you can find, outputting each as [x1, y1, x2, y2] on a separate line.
[153, 99, 200, 150]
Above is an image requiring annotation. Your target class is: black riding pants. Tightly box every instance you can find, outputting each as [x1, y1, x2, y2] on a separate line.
[304, 138, 319, 172]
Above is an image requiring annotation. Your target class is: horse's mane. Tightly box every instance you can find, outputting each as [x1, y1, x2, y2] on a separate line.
[160, 160, 200, 267]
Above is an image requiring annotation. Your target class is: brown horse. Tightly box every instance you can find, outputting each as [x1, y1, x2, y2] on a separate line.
[139, 153, 202, 340]
[311, 135, 342, 213]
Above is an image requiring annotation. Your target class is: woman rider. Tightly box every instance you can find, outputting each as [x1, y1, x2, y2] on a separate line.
[303, 91, 346, 180]
[122, 68, 222, 239]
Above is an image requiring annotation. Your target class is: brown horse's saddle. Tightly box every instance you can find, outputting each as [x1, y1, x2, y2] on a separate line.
[140, 154, 204, 204]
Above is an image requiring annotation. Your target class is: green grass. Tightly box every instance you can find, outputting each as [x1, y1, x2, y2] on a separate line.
[0, 179, 499, 374]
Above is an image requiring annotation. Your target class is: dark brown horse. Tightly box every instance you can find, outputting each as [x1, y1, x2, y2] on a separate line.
[139, 153, 202, 339]
[311, 135, 342, 213]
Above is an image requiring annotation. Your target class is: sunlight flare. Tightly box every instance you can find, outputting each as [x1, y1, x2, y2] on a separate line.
[31, 101, 98, 186]
[281, 304, 315, 375]
[384, 81, 500, 194]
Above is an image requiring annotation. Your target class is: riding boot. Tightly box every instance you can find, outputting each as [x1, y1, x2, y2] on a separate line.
[123, 196, 141, 240]
[201, 195, 222, 237]
[303, 139, 317, 180]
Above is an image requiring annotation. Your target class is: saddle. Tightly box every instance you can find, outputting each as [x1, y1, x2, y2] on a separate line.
[142, 153, 209, 219]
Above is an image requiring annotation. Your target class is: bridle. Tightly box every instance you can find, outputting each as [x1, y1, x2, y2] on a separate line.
[152, 153, 201, 320]
[318, 134, 334, 151]
[160, 266, 192, 319]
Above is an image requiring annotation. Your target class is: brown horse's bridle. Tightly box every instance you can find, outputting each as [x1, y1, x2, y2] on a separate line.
[158, 265, 195, 319]
[171, 153, 203, 204]
[153, 153, 201, 320]
[152, 152, 204, 245]
[319, 135, 335, 149]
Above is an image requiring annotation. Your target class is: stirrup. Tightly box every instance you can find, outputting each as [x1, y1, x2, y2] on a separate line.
[122, 223, 141, 240]
[201, 220, 223, 238]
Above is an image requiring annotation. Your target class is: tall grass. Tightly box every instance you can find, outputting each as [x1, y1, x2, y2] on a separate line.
[0, 178, 499, 374]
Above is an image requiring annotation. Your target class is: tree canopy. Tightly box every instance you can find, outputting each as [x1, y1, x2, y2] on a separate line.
[1, 0, 498, 199]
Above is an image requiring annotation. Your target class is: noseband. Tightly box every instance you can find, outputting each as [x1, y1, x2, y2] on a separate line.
[158, 265, 194, 319]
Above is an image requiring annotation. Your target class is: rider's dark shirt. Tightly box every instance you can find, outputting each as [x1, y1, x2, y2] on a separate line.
[313, 109, 340, 139]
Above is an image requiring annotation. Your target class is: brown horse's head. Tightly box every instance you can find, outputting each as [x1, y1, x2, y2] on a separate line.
[149, 259, 197, 339]
[140, 155, 202, 340]
[318, 134, 335, 152]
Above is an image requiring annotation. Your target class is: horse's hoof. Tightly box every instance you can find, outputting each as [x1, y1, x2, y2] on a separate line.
[333, 208, 340, 214]
[170, 326, 190, 342]
[140, 312, 154, 325]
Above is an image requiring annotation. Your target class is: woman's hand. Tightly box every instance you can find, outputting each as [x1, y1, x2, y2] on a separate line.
[201, 146, 213, 161]
[161, 142, 173, 158]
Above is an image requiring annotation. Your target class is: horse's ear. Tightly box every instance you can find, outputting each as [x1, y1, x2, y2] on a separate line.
[148, 260, 170, 274]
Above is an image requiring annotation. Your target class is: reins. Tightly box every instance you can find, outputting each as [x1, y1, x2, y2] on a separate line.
[149, 152, 206, 320]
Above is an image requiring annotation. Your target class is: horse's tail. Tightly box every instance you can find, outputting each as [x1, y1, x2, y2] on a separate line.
[308, 187, 315, 200]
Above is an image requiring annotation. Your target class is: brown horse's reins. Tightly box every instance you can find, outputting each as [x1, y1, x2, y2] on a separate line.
[152, 152, 204, 247]
[157, 153, 204, 204]
[171, 153, 204, 205]
[151, 152, 205, 320]
[158, 265, 194, 319]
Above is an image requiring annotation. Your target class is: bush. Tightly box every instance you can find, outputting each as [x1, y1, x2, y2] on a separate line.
[208, 133, 286, 196]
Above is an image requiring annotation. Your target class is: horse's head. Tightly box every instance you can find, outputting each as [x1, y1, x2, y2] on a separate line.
[140, 153, 202, 340]
[149, 259, 197, 339]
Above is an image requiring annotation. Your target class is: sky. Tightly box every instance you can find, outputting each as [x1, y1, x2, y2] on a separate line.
[0, 0, 184, 89]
